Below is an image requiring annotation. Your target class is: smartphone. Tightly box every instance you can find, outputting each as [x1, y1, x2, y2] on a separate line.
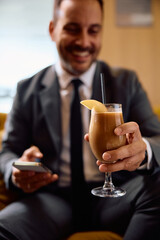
[12, 161, 52, 173]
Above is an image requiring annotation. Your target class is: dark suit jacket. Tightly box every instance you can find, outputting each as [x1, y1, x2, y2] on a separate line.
[1, 61, 160, 189]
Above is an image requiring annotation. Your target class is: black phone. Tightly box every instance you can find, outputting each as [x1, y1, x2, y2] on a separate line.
[12, 161, 52, 173]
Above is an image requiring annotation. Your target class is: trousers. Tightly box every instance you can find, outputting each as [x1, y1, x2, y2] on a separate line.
[0, 169, 160, 240]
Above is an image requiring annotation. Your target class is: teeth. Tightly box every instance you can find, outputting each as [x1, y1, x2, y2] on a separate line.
[73, 51, 89, 57]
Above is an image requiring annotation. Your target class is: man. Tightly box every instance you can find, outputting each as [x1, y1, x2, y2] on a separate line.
[0, 0, 160, 239]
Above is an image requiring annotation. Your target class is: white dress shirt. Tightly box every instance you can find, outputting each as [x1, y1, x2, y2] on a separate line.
[55, 61, 104, 186]
[55, 61, 152, 186]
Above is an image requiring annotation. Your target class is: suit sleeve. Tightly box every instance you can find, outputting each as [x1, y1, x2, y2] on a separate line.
[0, 81, 32, 189]
[122, 70, 160, 168]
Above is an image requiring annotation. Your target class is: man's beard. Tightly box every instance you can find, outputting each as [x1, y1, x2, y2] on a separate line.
[65, 44, 95, 55]
[59, 44, 98, 75]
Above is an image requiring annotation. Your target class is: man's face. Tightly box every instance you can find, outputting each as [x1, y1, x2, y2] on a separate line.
[49, 0, 102, 75]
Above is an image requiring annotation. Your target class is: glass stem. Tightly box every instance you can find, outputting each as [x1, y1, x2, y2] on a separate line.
[103, 172, 115, 189]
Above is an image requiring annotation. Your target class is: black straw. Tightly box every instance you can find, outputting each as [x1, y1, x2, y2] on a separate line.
[100, 73, 106, 104]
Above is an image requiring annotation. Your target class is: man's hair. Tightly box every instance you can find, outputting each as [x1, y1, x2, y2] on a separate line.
[53, 0, 104, 23]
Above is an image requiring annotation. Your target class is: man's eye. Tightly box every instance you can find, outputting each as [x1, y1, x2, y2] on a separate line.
[89, 25, 101, 35]
[89, 28, 100, 35]
[64, 27, 80, 34]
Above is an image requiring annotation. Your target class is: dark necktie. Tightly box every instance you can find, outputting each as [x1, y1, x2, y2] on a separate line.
[70, 79, 88, 231]
[70, 79, 84, 189]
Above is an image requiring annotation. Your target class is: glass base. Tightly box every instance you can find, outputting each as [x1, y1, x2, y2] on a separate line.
[91, 186, 126, 198]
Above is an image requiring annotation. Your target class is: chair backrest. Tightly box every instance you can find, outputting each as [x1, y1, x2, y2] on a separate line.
[0, 113, 7, 150]
[0, 113, 7, 130]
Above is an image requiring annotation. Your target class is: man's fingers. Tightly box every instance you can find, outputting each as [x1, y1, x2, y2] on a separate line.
[23, 146, 43, 160]
[84, 133, 89, 142]
[12, 167, 36, 179]
[98, 154, 143, 173]
[13, 173, 58, 193]
[23, 174, 58, 193]
[115, 122, 141, 141]
[102, 140, 145, 163]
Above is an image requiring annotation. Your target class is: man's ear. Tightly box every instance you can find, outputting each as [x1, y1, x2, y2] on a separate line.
[49, 20, 55, 41]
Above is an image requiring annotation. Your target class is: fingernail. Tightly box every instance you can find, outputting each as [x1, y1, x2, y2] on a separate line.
[36, 153, 42, 157]
[99, 164, 107, 172]
[115, 127, 122, 135]
[96, 160, 100, 166]
[103, 152, 111, 160]
[53, 174, 58, 179]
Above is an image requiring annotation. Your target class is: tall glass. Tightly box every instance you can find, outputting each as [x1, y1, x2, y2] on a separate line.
[89, 103, 126, 197]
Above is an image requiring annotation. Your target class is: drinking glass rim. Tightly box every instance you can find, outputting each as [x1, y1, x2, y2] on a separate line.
[104, 103, 122, 107]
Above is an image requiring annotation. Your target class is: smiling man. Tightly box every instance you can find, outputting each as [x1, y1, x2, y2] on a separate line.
[49, 0, 102, 75]
[0, 0, 160, 240]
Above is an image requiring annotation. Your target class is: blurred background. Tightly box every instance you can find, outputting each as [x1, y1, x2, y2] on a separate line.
[0, 0, 58, 113]
[100, 0, 160, 109]
[0, 0, 160, 113]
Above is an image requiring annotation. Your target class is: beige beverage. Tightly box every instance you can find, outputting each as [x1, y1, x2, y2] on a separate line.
[89, 109, 126, 162]
[81, 100, 126, 197]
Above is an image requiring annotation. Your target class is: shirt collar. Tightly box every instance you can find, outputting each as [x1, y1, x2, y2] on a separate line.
[55, 61, 97, 89]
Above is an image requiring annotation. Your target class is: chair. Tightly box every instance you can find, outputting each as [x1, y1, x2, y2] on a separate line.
[0, 112, 7, 150]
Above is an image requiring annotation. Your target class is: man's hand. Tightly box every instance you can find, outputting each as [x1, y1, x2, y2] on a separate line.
[12, 146, 58, 193]
[85, 122, 147, 173]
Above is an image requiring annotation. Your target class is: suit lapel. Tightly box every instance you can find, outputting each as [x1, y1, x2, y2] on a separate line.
[38, 61, 112, 155]
[39, 66, 62, 155]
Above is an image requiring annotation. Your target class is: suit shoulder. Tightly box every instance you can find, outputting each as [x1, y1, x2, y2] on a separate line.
[98, 60, 137, 80]
[15, 65, 55, 105]
[17, 65, 53, 89]
[98, 61, 140, 89]
[110, 66, 137, 80]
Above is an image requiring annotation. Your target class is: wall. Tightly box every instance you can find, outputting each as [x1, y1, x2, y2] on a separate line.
[99, 0, 160, 107]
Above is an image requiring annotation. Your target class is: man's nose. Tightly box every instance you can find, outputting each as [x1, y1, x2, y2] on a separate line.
[75, 30, 90, 47]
